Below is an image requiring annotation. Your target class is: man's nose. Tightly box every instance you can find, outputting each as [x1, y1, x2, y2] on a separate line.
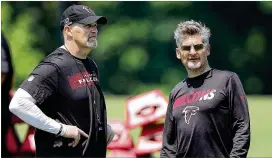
[90, 27, 98, 34]
[189, 46, 197, 55]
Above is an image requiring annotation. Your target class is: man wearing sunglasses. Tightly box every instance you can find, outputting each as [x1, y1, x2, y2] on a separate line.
[161, 20, 250, 158]
[9, 5, 114, 157]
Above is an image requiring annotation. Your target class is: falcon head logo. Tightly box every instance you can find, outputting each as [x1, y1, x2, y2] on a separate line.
[182, 106, 199, 124]
[83, 6, 92, 13]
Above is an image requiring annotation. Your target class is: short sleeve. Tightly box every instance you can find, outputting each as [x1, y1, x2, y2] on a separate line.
[19, 63, 59, 105]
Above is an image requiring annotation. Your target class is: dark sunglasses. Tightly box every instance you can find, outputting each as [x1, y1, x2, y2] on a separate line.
[180, 44, 205, 51]
[83, 23, 97, 28]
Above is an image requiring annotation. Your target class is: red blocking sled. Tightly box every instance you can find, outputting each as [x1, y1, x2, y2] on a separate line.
[134, 123, 164, 155]
[107, 149, 137, 158]
[107, 120, 134, 150]
[6, 115, 36, 157]
[125, 90, 168, 129]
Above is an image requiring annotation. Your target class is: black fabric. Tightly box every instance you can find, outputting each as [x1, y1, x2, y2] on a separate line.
[19, 48, 107, 157]
[1, 33, 14, 157]
[161, 69, 250, 158]
[60, 4, 107, 30]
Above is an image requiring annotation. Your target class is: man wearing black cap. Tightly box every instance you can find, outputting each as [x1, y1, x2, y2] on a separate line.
[9, 5, 114, 157]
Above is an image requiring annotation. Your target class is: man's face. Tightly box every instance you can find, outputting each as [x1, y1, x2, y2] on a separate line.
[176, 35, 210, 71]
[69, 23, 98, 49]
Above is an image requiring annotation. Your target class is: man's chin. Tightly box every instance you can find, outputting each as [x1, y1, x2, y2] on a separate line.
[187, 67, 202, 72]
[86, 41, 97, 49]
[186, 64, 203, 72]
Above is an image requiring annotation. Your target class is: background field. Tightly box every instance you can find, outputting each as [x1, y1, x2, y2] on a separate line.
[105, 95, 272, 157]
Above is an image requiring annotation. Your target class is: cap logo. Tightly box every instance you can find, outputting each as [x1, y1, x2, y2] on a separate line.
[64, 18, 72, 25]
[83, 6, 91, 13]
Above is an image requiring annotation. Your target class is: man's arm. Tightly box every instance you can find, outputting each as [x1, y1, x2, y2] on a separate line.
[9, 88, 65, 135]
[9, 63, 64, 134]
[106, 124, 115, 145]
[10, 63, 89, 147]
[160, 93, 176, 158]
[9, 88, 88, 147]
[228, 73, 250, 157]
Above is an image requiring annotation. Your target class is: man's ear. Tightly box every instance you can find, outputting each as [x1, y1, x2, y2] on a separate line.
[206, 44, 210, 56]
[176, 48, 181, 59]
[64, 25, 73, 37]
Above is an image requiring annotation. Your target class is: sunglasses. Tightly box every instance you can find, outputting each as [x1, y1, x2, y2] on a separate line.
[83, 23, 97, 28]
[180, 44, 205, 51]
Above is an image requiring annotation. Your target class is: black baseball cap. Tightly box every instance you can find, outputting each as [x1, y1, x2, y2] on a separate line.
[60, 5, 107, 30]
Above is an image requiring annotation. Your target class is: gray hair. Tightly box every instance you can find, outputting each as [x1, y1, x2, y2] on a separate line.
[174, 20, 211, 47]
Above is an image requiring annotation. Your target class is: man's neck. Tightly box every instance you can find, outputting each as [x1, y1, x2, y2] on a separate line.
[62, 42, 92, 59]
[187, 64, 211, 78]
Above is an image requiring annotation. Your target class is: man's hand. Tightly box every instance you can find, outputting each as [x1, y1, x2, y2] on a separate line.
[107, 124, 115, 145]
[62, 124, 89, 147]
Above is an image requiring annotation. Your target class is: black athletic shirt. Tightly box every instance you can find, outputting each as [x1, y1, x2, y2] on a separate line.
[20, 48, 107, 157]
[1, 33, 14, 104]
[2, 32, 14, 157]
[160, 68, 250, 158]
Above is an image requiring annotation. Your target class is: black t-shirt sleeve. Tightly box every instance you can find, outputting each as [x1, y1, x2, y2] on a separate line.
[161, 92, 177, 157]
[20, 63, 59, 105]
[228, 73, 250, 157]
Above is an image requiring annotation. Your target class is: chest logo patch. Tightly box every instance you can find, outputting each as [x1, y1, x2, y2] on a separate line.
[67, 71, 98, 90]
[182, 106, 199, 124]
[174, 89, 217, 109]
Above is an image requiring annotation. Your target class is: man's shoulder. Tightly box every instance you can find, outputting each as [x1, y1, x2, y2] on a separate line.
[212, 69, 238, 80]
[41, 48, 71, 67]
[44, 48, 67, 62]
[170, 79, 187, 96]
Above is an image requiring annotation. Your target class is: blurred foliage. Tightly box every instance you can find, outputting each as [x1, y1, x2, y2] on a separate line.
[1, 2, 45, 88]
[1, 1, 272, 95]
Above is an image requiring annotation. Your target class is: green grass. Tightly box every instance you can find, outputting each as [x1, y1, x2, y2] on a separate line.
[105, 95, 142, 147]
[246, 96, 272, 157]
[105, 95, 272, 157]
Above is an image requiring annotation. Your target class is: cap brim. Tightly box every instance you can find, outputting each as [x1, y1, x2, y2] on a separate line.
[78, 16, 107, 25]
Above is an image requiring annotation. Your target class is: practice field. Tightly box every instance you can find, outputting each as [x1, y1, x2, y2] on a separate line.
[15, 95, 272, 157]
[105, 95, 272, 157]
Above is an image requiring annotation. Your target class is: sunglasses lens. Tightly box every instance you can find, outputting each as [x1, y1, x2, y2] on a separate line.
[91, 23, 97, 27]
[83, 23, 97, 28]
[181, 44, 204, 51]
[194, 44, 204, 51]
[181, 46, 191, 51]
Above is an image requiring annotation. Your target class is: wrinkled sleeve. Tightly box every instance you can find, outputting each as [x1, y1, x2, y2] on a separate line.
[228, 73, 250, 158]
[19, 63, 59, 105]
[160, 93, 176, 158]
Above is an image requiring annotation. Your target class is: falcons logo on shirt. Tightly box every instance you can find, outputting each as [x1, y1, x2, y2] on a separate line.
[182, 106, 199, 124]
